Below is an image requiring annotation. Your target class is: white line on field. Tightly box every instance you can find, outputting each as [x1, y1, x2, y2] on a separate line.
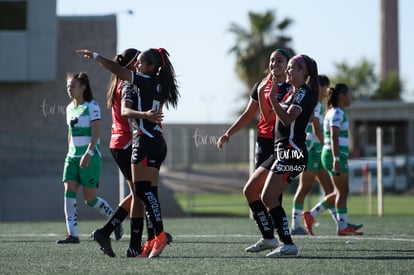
[1, 233, 413, 242]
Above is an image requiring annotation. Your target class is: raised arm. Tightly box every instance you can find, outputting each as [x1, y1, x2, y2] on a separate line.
[217, 98, 258, 149]
[269, 87, 301, 127]
[257, 75, 276, 123]
[75, 49, 133, 83]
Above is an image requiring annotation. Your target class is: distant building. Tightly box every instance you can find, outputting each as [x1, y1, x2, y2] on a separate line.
[0, 1, 57, 81]
[347, 101, 414, 157]
[0, 1, 116, 167]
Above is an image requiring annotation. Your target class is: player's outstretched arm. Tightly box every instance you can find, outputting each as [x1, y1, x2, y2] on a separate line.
[75, 49, 132, 82]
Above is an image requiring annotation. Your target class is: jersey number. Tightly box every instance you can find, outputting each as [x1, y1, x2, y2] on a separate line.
[152, 100, 161, 111]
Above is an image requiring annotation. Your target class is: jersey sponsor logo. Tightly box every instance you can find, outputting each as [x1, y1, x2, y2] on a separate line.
[156, 84, 162, 93]
[70, 117, 78, 127]
[295, 92, 305, 104]
[333, 117, 342, 123]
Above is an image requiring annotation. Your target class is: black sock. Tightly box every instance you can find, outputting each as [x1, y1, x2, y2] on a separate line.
[145, 208, 155, 241]
[135, 181, 164, 235]
[144, 186, 158, 240]
[129, 217, 144, 249]
[269, 205, 293, 245]
[101, 206, 128, 236]
[248, 200, 274, 239]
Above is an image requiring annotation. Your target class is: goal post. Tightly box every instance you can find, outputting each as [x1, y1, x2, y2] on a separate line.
[376, 127, 384, 217]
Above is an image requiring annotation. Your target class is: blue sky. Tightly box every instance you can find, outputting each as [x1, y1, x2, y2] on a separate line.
[57, 0, 414, 124]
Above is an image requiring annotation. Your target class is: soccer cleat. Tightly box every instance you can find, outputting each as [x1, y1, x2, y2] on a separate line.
[291, 226, 307, 235]
[91, 229, 116, 257]
[266, 244, 298, 257]
[245, 238, 278, 253]
[148, 231, 168, 258]
[126, 247, 141, 258]
[114, 224, 124, 241]
[166, 232, 173, 244]
[56, 235, 80, 244]
[138, 239, 155, 258]
[302, 211, 315, 235]
[338, 226, 363, 236]
[347, 222, 363, 230]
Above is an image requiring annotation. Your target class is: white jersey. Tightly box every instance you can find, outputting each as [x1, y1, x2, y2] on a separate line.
[323, 107, 349, 151]
[66, 100, 101, 158]
[306, 101, 324, 150]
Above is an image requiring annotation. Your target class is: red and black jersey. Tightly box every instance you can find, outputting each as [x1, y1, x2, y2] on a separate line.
[251, 80, 291, 139]
[109, 80, 133, 149]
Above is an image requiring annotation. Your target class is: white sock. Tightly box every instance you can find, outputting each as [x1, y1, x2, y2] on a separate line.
[328, 207, 338, 223]
[310, 201, 327, 218]
[291, 207, 303, 229]
[336, 209, 348, 230]
[64, 196, 78, 237]
[90, 197, 113, 218]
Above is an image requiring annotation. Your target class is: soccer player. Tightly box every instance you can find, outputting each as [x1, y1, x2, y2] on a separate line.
[303, 83, 363, 236]
[57, 72, 114, 244]
[244, 54, 319, 257]
[77, 48, 179, 257]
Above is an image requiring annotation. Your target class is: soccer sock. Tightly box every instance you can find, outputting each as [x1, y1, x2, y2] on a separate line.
[291, 203, 303, 229]
[269, 205, 293, 245]
[328, 206, 338, 223]
[88, 197, 114, 218]
[144, 186, 158, 240]
[135, 181, 164, 235]
[100, 206, 128, 237]
[145, 209, 155, 241]
[129, 217, 144, 250]
[248, 200, 274, 240]
[64, 191, 78, 237]
[336, 208, 348, 230]
[310, 199, 330, 218]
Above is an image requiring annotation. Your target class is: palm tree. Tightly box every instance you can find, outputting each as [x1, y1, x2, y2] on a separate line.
[228, 10, 295, 91]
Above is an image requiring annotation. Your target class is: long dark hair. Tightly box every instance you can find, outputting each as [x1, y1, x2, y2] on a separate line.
[106, 48, 140, 108]
[318, 75, 330, 87]
[141, 48, 180, 109]
[295, 54, 319, 109]
[328, 83, 349, 108]
[67, 72, 93, 102]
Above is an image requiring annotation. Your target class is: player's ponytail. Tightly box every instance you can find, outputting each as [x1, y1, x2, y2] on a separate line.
[143, 48, 180, 109]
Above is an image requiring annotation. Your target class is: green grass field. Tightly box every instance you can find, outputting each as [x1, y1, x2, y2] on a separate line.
[1, 213, 413, 274]
[174, 193, 414, 217]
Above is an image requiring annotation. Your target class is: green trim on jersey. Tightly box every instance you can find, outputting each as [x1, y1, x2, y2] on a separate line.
[66, 100, 101, 158]
[323, 107, 349, 151]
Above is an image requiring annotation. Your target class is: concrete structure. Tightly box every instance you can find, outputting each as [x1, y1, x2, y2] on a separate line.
[0, 1, 57, 81]
[347, 101, 414, 157]
[380, 0, 399, 80]
[0, 14, 116, 164]
[0, 1, 120, 221]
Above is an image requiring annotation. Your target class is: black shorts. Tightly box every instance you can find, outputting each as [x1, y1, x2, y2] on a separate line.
[131, 135, 167, 169]
[255, 136, 274, 168]
[260, 142, 308, 183]
[110, 146, 132, 181]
